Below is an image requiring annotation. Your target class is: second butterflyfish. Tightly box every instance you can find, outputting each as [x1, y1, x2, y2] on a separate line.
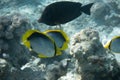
[21, 29, 69, 58]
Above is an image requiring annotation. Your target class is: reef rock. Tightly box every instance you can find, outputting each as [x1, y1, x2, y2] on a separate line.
[70, 28, 120, 80]
[58, 71, 81, 80]
[0, 58, 10, 80]
[0, 13, 32, 69]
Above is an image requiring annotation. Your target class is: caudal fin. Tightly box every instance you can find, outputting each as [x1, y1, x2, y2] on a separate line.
[81, 3, 94, 15]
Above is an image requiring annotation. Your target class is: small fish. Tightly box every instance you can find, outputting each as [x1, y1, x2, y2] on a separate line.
[21, 30, 61, 58]
[21, 29, 69, 58]
[44, 30, 69, 51]
[104, 36, 120, 53]
[38, 1, 94, 26]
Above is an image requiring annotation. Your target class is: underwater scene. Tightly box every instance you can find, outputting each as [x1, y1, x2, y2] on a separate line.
[0, 0, 120, 80]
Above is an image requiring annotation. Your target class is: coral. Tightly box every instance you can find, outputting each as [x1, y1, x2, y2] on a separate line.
[58, 71, 81, 80]
[70, 28, 120, 80]
[0, 58, 10, 80]
[0, 13, 43, 80]
[7, 68, 46, 80]
[0, 13, 31, 69]
[45, 59, 69, 80]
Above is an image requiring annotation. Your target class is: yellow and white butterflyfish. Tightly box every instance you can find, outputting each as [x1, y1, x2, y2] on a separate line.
[104, 36, 120, 53]
[44, 30, 69, 56]
[21, 29, 61, 58]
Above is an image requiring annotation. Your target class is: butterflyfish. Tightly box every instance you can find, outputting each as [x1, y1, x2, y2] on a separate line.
[21, 30, 61, 58]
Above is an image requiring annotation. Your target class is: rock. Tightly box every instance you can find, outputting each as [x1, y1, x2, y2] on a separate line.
[0, 58, 9, 80]
[45, 60, 68, 80]
[58, 71, 81, 80]
[70, 28, 120, 80]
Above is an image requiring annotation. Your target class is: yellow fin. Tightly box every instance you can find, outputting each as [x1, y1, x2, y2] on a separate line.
[104, 40, 111, 49]
[38, 53, 49, 58]
[55, 47, 62, 56]
[104, 36, 120, 49]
